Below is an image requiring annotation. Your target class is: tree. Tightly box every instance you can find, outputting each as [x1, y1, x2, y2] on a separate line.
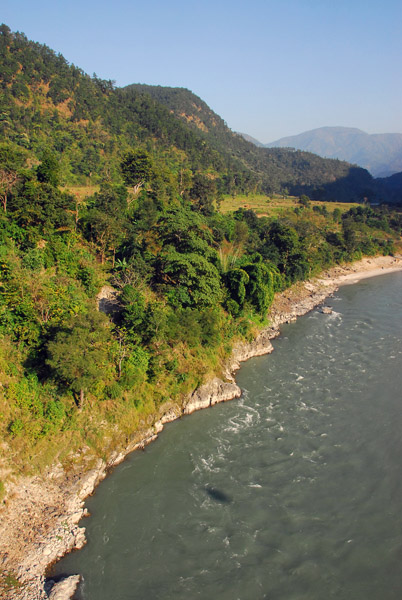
[0, 168, 18, 214]
[155, 207, 216, 256]
[84, 209, 125, 265]
[299, 195, 311, 208]
[243, 260, 274, 314]
[119, 285, 146, 343]
[47, 309, 111, 408]
[266, 221, 299, 271]
[332, 207, 342, 223]
[93, 182, 128, 216]
[121, 149, 153, 196]
[8, 179, 75, 238]
[233, 220, 249, 245]
[190, 173, 216, 215]
[225, 268, 249, 311]
[155, 249, 222, 308]
[36, 149, 61, 187]
[0, 142, 27, 213]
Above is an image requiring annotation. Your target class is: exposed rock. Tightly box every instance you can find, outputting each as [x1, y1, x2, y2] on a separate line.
[183, 377, 241, 415]
[47, 575, 80, 600]
[96, 285, 119, 315]
[159, 406, 182, 424]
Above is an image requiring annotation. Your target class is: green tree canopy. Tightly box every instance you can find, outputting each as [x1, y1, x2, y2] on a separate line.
[46, 309, 111, 408]
[36, 149, 61, 187]
[121, 149, 153, 190]
[155, 249, 222, 308]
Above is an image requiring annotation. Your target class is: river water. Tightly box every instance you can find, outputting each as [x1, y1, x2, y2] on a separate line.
[54, 272, 402, 600]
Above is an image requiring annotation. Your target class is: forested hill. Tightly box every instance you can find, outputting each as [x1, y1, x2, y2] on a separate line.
[0, 24, 250, 194]
[125, 84, 379, 202]
[0, 23, 388, 203]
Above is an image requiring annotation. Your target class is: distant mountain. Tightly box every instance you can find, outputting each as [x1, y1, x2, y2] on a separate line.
[238, 133, 264, 147]
[265, 127, 402, 178]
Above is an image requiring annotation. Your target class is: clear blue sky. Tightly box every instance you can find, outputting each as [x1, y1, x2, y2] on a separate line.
[3, 0, 402, 142]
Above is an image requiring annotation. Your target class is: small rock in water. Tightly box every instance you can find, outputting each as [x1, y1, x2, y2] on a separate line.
[205, 486, 231, 503]
[320, 306, 333, 314]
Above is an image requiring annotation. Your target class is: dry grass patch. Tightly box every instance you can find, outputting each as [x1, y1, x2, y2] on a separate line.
[62, 185, 100, 200]
[218, 194, 360, 218]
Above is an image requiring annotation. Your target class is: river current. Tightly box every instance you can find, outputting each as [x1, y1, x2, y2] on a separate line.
[54, 272, 402, 600]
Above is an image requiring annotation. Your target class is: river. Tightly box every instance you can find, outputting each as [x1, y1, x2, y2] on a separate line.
[53, 271, 402, 600]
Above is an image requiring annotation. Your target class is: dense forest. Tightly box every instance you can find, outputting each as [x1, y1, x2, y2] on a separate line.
[0, 24, 401, 484]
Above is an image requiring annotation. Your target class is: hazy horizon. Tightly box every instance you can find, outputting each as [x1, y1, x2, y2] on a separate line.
[255, 125, 402, 146]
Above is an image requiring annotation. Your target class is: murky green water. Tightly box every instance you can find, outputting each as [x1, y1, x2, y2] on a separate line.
[54, 272, 402, 599]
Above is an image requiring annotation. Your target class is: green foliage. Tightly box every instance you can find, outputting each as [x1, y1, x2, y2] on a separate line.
[190, 173, 217, 215]
[119, 285, 146, 342]
[242, 260, 275, 314]
[299, 195, 311, 207]
[7, 177, 75, 240]
[224, 256, 276, 315]
[36, 149, 61, 187]
[121, 149, 153, 187]
[225, 268, 249, 309]
[5, 374, 67, 439]
[157, 250, 222, 308]
[119, 346, 149, 388]
[92, 182, 128, 215]
[166, 307, 223, 348]
[47, 309, 112, 405]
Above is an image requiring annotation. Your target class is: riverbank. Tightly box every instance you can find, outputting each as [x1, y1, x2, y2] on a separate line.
[1, 254, 401, 600]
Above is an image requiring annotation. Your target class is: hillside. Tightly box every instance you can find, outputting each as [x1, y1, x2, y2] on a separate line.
[265, 126, 402, 178]
[125, 85, 378, 203]
[238, 133, 264, 147]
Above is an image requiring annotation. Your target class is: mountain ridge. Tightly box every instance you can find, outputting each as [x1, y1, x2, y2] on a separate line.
[124, 85, 382, 202]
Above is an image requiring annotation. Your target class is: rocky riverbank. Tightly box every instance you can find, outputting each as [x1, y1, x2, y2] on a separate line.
[1, 255, 401, 600]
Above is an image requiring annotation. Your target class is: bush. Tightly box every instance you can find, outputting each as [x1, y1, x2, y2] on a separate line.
[0, 480, 5, 502]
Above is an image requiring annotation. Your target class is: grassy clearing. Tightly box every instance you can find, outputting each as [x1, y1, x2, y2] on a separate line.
[218, 193, 360, 217]
[63, 188, 360, 218]
[62, 185, 100, 200]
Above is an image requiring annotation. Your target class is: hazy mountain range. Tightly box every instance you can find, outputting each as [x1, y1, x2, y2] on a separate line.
[242, 127, 402, 178]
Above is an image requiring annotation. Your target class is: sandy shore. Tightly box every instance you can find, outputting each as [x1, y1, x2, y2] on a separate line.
[318, 255, 402, 286]
[1, 254, 401, 600]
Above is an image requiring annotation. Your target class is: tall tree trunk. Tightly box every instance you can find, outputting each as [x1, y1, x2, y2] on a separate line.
[79, 388, 85, 410]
